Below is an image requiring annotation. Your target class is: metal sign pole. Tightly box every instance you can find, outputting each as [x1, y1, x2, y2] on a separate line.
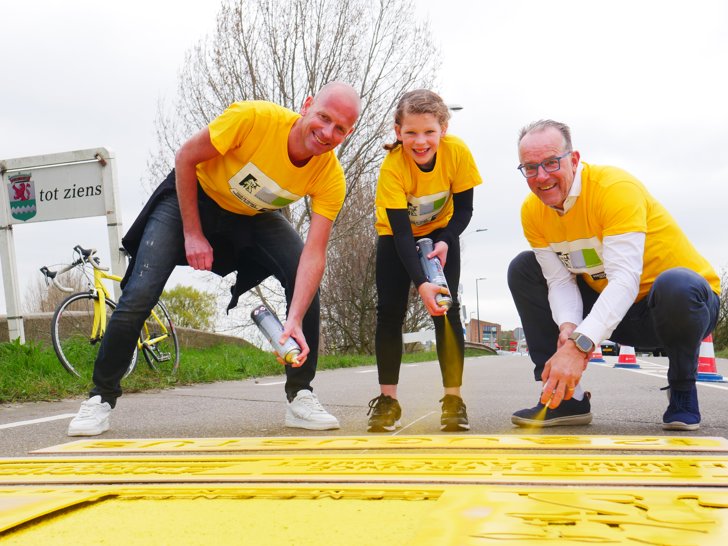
[0, 193, 25, 342]
[98, 150, 125, 300]
[0, 147, 123, 343]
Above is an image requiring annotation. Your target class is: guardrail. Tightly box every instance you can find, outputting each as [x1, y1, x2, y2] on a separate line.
[464, 341, 498, 355]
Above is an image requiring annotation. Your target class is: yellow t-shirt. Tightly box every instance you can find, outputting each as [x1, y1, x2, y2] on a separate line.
[374, 134, 482, 236]
[196, 101, 345, 221]
[521, 162, 720, 300]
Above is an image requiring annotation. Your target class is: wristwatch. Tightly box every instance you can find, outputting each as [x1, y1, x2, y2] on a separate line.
[568, 332, 594, 354]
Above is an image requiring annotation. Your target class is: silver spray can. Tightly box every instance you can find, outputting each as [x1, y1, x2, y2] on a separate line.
[250, 303, 301, 365]
[416, 237, 453, 310]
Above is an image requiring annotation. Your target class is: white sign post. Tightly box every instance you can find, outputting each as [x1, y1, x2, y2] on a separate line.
[0, 147, 124, 343]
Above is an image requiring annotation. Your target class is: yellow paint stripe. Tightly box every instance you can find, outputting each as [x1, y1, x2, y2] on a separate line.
[413, 485, 728, 545]
[2, 485, 728, 545]
[2, 453, 728, 486]
[32, 434, 728, 454]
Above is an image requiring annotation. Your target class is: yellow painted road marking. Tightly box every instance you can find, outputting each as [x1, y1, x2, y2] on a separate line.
[0, 484, 441, 535]
[413, 486, 728, 545]
[32, 435, 728, 454]
[2, 485, 728, 545]
[2, 454, 728, 485]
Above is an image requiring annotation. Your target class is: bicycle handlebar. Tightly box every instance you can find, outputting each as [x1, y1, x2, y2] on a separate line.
[39, 244, 109, 292]
[73, 245, 109, 271]
[39, 263, 77, 292]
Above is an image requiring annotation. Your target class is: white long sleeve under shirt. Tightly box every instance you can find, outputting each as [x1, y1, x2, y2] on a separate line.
[533, 165, 645, 345]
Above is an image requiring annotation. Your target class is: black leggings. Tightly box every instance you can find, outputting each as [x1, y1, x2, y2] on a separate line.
[374, 233, 465, 387]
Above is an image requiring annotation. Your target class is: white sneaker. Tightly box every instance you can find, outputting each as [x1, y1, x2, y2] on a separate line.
[285, 390, 340, 430]
[67, 396, 112, 436]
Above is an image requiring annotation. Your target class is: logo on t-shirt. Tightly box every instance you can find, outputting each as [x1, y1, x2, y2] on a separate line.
[406, 190, 450, 226]
[552, 237, 605, 280]
[228, 163, 301, 212]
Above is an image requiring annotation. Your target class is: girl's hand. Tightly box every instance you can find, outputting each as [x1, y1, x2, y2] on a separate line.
[427, 241, 449, 269]
[418, 282, 449, 316]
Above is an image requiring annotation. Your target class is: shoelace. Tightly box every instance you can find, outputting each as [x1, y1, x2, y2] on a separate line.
[367, 395, 392, 416]
[660, 386, 696, 412]
[440, 395, 465, 413]
[297, 393, 327, 413]
[76, 401, 99, 418]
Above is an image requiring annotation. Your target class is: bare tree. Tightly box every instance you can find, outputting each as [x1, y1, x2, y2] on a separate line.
[714, 268, 728, 351]
[144, 0, 440, 352]
[24, 268, 90, 313]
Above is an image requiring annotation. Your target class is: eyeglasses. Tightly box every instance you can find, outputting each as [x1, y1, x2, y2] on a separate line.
[517, 151, 572, 178]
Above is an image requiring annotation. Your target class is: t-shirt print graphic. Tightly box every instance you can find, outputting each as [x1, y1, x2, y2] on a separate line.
[228, 162, 301, 212]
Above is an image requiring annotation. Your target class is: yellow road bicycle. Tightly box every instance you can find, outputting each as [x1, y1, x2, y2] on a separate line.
[40, 245, 180, 379]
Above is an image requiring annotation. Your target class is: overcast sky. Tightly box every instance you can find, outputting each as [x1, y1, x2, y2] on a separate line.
[2, 0, 727, 332]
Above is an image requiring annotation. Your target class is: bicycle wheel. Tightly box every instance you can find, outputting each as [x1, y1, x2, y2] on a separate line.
[51, 292, 138, 380]
[141, 300, 180, 375]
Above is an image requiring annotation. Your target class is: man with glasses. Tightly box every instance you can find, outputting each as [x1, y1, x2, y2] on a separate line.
[507, 119, 720, 430]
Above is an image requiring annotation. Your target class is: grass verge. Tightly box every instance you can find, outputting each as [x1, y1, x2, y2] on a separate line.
[0, 339, 492, 404]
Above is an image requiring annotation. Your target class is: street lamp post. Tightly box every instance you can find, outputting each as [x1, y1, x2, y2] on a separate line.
[475, 277, 486, 344]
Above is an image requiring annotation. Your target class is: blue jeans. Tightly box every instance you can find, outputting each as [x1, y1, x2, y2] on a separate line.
[507, 250, 719, 390]
[91, 192, 319, 405]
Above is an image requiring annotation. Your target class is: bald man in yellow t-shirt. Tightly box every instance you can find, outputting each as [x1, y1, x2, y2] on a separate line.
[67, 83, 361, 437]
[508, 119, 720, 432]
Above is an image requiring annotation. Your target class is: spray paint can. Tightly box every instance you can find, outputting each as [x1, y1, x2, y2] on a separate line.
[250, 303, 301, 365]
[416, 237, 453, 310]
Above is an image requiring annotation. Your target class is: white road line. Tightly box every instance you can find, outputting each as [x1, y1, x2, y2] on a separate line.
[394, 411, 437, 435]
[611, 361, 728, 390]
[355, 369, 377, 374]
[698, 381, 728, 391]
[255, 381, 286, 386]
[0, 413, 76, 430]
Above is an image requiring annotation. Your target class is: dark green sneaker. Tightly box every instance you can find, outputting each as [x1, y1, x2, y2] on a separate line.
[440, 394, 470, 431]
[367, 394, 402, 432]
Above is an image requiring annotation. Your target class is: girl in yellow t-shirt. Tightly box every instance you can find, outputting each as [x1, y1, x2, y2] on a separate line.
[368, 89, 482, 433]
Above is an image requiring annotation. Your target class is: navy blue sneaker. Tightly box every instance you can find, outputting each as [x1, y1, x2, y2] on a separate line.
[662, 385, 700, 431]
[511, 392, 592, 427]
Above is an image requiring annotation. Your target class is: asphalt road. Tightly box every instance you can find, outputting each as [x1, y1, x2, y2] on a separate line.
[2, 353, 728, 457]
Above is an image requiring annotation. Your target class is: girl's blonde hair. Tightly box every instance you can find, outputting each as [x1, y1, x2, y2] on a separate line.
[384, 89, 451, 151]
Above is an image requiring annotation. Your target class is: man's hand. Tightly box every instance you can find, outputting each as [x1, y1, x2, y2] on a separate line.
[175, 126, 221, 272]
[556, 322, 578, 350]
[274, 319, 308, 368]
[184, 232, 214, 271]
[279, 212, 332, 366]
[541, 326, 589, 408]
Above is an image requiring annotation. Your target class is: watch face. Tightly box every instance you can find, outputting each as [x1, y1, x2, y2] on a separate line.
[571, 334, 593, 353]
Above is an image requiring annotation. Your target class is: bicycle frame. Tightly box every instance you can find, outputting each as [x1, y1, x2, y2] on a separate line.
[88, 267, 119, 342]
[44, 247, 171, 351]
[42, 244, 180, 378]
[90, 268, 171, 352]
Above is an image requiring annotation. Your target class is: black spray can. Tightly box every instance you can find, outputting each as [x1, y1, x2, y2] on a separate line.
[250, 303, 301, 365]
[416, 237, 453, 310]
